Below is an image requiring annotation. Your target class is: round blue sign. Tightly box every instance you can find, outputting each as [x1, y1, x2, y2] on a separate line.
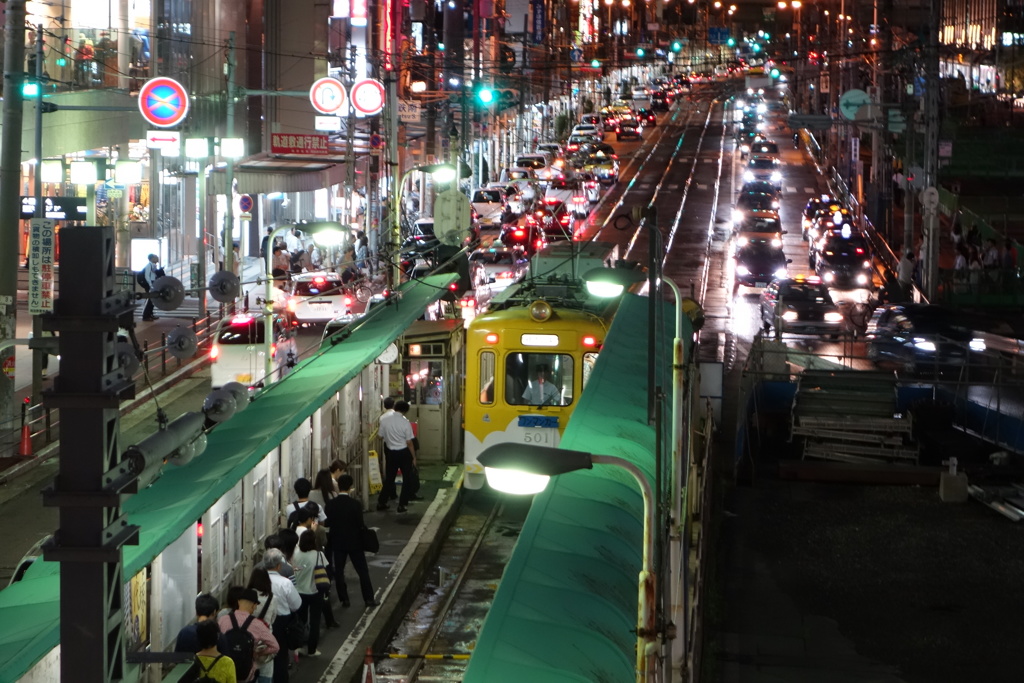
[238, 195, 254, 213]
[138, 77, 190, 128]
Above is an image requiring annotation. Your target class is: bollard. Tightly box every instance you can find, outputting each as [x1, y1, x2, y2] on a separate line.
[160, 333, 167, 374]
[18, 398, 32, 457]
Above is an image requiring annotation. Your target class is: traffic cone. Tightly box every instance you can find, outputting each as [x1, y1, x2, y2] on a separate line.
[18, 423, 32, 457]
[361, 647, 377, 683]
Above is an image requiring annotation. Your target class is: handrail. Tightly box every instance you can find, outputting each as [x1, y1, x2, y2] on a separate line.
[0, 308, 224, 460]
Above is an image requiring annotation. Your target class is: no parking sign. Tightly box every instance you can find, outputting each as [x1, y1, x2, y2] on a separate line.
[138, 77, 190, 128]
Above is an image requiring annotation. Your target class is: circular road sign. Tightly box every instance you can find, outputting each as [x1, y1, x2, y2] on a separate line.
[369, 133, 383, 149]
[350, 78, 386, 116]
[138, 77, 190, 128]
[238, 195, 254, 213]
[309, 77, 347, 115]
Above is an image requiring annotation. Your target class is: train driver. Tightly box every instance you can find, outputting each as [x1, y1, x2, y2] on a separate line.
[521, 365, 562, 406]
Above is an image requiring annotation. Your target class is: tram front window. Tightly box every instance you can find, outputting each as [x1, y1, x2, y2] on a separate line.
[505, 353, 574, 406]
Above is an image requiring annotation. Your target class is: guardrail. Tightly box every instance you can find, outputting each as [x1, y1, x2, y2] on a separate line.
[0, 308, 224, 461]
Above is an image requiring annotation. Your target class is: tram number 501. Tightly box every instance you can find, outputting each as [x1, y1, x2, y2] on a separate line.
[522, 430, 554, 444]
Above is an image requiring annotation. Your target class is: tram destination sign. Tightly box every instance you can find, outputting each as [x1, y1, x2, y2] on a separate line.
[21, 196, 88, 220]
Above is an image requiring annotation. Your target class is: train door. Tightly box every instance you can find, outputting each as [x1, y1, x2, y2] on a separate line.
[402, 320, 464, 464]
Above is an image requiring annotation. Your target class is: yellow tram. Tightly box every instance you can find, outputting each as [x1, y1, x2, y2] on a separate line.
[463, 241, 627, 490]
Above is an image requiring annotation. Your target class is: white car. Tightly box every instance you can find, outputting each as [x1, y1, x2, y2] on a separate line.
[579, 114, 605, 136]
[514, 154, 560, 181]
[570, 124, 604, 141]
[487, 181, 531, 217]
[210, 313, 297, 389]
[470, 246, 530, 291]
[288, 272, 350, 325]
[543, 178, 589, 218]
[471, 187, 507, 227]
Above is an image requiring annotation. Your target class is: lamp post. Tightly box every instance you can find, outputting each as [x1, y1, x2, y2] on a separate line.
[391, 160, 470, 287]
[478, 443, 657, 683]
[262, 221, 345, 383]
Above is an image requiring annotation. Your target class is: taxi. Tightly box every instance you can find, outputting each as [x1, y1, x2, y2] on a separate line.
[734, 209, 784, 248]
[759, 275, 846, 338]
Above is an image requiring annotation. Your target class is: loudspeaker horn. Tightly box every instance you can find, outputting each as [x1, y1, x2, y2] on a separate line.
[166, 326, 198, 360]
[208, 271, 241, 304]
[152, 276, 186, 310]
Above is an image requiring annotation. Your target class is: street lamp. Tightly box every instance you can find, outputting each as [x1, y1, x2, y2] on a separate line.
[391, 160, 471, 287]
[263, 221, 345, 383]
[478, 443, 657, 683]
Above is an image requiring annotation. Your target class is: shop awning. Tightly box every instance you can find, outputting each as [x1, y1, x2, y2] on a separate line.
[208, 154, 349, 195]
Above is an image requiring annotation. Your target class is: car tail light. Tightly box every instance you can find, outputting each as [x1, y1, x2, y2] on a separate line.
[560, 214, 570, 226]
[544, 197, 557, 204]
[514, 228, 525, 238]
[287, 298, 298, 311]
[459, 296, 475, 308]
[270, 343, 278, 358]
[855, 247, 865, 254]
[582, 335, 597, 347]
[485, 333, 499, 344]
[448, 282, 458, 291]
[210, 345, 220, 361]
[535, 238, 544, 249]
[313, 276, 326, 286]
[498, 271, 513, 278]
[344, 296, 353, 305]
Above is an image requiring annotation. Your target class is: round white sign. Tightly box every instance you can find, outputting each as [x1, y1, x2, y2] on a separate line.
[350, 79, 386, 116]
[309, 77, 347, 115]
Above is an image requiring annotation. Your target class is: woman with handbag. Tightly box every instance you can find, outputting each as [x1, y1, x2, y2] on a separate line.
[290, 528, 323, 657]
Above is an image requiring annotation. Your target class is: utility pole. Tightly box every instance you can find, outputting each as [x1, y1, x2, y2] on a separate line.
[30, 25, 46, 405]
[223, 33, 236, 276]
[921, 0, 941, 300]
[0, 0, 28, 434]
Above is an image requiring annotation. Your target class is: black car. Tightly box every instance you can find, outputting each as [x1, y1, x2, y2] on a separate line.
[498, 222, 546, 255]
[866, 304, 987, 374]
[734, 192, 780, 221]
[750, 140, 780, 156]
[650, 91, 670, 111]
[759, 276, 846, 337]
[617, 120, 643, 141]
[734, 242, 789, 293]
[637, 108, 657, 126]
[813, 233, 872, 288]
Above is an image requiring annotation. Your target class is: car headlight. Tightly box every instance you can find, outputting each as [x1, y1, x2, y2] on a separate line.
[732, 208, 744, 222]
[970, 338, 986, 352]
[757, 103, 767, 113]
[863, 260, 871, 269]
[782, 310, 799, 321]
[737, 235, 749, 246]
[822, 271, 834, 283]
[740, 144, 751, 153]
[743, 170, 754, 181]
[803, 218, 812, 229]
[824, 311, 844, 323]
[773, 267, 788, 279]
[771, 171, 782, 182]
[736, 264, 751, 276]
[771, 238, 782, 247]
[913, 338, 937, 352]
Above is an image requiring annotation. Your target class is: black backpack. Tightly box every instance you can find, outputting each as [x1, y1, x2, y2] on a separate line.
[135, 269, 149, 290]
[222, 613, 256, 679]
[184, 654, 225, 683]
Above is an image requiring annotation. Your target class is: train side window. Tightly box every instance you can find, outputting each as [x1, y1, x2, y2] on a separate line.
[479, 351, 495, 405]
[582, 352, 599, 390]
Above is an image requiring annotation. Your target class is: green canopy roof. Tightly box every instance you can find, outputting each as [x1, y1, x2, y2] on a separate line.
[463, 294, 692, 682]
[0, 274, 455, 683]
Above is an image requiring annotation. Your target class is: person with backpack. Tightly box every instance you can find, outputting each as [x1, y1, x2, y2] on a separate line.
[246, 568, 279, 683]
[174, 593, 221, 653]
[184, 620, 236, 683]
[216, 587, 279, 683]
[285, 478, 326, 526]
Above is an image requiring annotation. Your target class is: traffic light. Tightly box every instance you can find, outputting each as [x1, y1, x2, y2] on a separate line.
[671, 40, 682, 53]
[770, 67, 781, 78]
[591, 58, 600, 68]
[636, 47, 646, 59]
[476, 85, 495, 106]
[22, 79, 40, 98]
[727, 37, 736, 47]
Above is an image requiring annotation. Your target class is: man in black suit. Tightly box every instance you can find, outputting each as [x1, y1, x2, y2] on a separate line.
[323, 474, 379, 608]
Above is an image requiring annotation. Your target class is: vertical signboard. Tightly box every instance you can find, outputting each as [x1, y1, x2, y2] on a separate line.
[531, 0, 545, 44]
[28, 218, 56, 313]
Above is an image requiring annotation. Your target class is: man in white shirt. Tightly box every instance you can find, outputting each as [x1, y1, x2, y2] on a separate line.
[377, 400, 417, 512]
[521, 366, 561, 405]
[264, 548, 302, 682]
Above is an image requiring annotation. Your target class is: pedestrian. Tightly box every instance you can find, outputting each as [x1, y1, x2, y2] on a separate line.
[245, 568, 279, 683]
[966, 224, 982, 248]
[323, 474, 380, 608]
[174, 593, 221, 653]
[897, 250, 915, 298]
[260, 534, 294, 580]
[377, 400, 417, 513]
[272, 245, 290, 274]
[355, 232, 368, 271]
[290, 529, 324, 658]
[260, 227, 273, 260]
[1002, 239, 1017, 271]
[263, 549, 302, 683]
[216, 586, 279, 683]
[285, 478, 327, 526]
[140, 253, 162, 321]
[329, 460, 347, 489]
[186, 620, 237, 683]
[953, 244, 968, 280]
[983, 239, 1000, 268]
[309, 469, 337, 510]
